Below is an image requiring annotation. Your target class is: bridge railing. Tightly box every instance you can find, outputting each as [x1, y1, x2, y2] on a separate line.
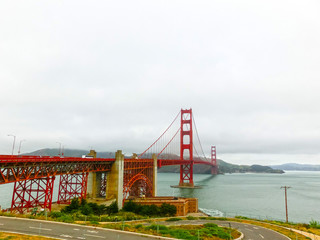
[0, 155, 115, 163]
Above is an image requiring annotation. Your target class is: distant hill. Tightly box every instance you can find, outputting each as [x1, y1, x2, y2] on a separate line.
[269, 163, 320, 171]
[158, 159, 284, 174]
[24, 148, 115, 158]
[24, 148, 284, 174]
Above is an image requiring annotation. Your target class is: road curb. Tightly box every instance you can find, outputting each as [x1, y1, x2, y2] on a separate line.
[234, 231, 244, 240]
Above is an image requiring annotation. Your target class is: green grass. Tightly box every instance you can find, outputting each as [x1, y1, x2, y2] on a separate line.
[165, 217, 183, 222]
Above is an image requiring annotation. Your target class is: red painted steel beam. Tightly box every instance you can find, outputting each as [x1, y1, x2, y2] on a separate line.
[0, 156, 114, 185]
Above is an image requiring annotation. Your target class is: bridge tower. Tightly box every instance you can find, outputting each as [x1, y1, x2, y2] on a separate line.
[211, 146, 218, 174]
[179, 109, 194, 187]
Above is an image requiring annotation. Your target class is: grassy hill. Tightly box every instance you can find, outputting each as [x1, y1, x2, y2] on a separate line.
[24, 148, 283, 174]
[158, 159, 284, 174]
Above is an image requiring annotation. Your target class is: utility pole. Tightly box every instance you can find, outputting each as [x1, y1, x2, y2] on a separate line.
[281, 186, 291, 223]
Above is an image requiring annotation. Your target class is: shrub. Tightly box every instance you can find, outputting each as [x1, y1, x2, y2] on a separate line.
[309, 219, 320, 229]
[107, 201, 119, 214]
[57, 214, 74, 223]
[166, 217, 182, 222]
[186, 215, 197, 220]
[146, 224, 168, 231]
[62, 198, 80, 213]
[160, 203, 177, 216]
[123, 201, 176, 217]
[204, 223, 218, 228]
[49, 211, 63, 219]
[81, 204, 93, 216]
[134, 224, 143, 229]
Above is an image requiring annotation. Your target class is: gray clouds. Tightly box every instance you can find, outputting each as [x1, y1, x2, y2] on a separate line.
[1, 0, 320, 164]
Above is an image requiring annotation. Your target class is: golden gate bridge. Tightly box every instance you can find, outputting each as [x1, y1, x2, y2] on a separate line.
[0, 108, 218, 213]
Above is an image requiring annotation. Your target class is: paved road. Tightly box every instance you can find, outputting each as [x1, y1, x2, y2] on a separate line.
[0, 216, 170, 240]
[155, 219, 290, 240]
[0, 216, 292, 240]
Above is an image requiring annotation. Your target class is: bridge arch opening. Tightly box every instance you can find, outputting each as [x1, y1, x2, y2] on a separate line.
[123, 173, 153, 201]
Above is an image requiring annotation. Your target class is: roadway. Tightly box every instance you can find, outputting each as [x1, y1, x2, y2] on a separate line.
[0, 216, 291, 240]
[155, 219, 290, 240]
[0, 216, 171, 240]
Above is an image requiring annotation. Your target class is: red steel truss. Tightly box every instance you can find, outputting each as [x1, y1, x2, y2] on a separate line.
[0, 155, 113, 212]
[11, 176, 55, 213]
[0, 156, 113, 184]
[123, 158, 154, 201]
[179, 109, 194, 186]
[57, 172, 89, 204]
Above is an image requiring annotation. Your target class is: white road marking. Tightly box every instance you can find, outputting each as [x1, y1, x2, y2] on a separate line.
[60, 234, 73, 238]
[259, 233, 265, 239]
[77, 237, 86, 239]
[84, 234, 105, 239]
[29, 226, 52, 231]
[245, 228, 253, 231]
[87, 230, 98, 233]
[74, 228, 80, 231]
[253, 227, 259, 229]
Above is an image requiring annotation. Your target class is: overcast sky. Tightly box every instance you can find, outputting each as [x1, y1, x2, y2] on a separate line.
[1, 0, 320, 165]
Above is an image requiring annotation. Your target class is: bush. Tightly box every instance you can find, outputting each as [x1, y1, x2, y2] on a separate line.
[81, 204, 93, 216]
[134, 224, 143, 229]
[57, 214, 74, 223]
[107, 201, 119, 214]
[123, 201, 176, 217]
[166, 217, 182, 222]
[186, 215, 197, 220]
[146, 224, 168, 231]
[49, 211, 63, 219]
[204, 223, 218, 228]
[309, 220, 320, 229]
[160, 203, 177, 216]
[62, 198, 81, 213]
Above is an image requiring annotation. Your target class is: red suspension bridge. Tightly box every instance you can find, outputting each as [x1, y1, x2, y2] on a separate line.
[0, 109, 218, 213]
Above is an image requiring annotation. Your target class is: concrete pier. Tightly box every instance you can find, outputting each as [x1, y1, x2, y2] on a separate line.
[152, 153, 157, 197]
[106, 150, 124, 210]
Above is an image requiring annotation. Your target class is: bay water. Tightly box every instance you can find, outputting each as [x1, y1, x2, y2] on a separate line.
[157, 171, 320, 223]
[0, 171, 319, 223]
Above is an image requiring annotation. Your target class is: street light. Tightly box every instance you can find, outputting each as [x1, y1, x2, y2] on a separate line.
[7, 134, 16, 156]
[18, 139, 26, 156]
[56, 142, 62, 157]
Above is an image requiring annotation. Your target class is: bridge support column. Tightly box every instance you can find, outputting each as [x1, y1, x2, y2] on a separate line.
[211, 146, 218, 175]
[57, 172, 88, 204]
[179, 109, 194, 187]
[11, 176, 55, 213]
[86, 150, 104, 198]
[152, 154, 157, 197]
[106, 150, 124, 210]
[87, 172, 102, 198]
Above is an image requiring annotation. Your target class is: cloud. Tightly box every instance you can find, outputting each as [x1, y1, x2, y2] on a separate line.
[0, 0, 320, 164]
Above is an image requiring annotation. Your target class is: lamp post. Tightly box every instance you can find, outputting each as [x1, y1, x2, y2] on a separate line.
[56, 142, 62, 157]
[7, 134, 16, 156]
[18, 139, 26, 156]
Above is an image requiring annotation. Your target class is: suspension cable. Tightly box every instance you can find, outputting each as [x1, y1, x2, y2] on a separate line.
[193, 115, 208, 162]
[138, 110, 180, 158]
[157, 127, 181, 157]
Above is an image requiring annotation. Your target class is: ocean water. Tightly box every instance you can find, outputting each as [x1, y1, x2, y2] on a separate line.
[0, 171, 319, 223]
[157, 171, 320, 223]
